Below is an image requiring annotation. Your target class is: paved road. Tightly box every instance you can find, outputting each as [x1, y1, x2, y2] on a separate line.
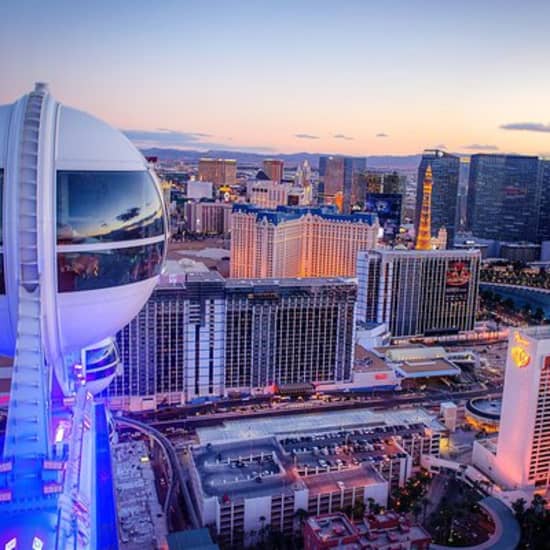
[115, 416, 200, 530]
[149, 387, 503, 432]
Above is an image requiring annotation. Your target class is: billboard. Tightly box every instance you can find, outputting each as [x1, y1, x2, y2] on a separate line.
[365, 193, 402, 238]
[445, 260, 471, 303]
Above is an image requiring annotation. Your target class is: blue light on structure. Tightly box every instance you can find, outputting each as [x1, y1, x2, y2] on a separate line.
[0, 83, 167, 548]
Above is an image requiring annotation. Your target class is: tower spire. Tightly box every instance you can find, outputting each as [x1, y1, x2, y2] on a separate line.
[415, 164, 433, 250]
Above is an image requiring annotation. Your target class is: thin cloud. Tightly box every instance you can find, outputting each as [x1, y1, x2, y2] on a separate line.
[124, 129, 214, 147]
[376, 133, 388, 138]
[156, 128, 212, 138]
[434, 144, 447, 149]
[462, 143, 499, 151]
[500, 122, 550, 133]
[124, 128, 275, 152]
[333, 133, 354, 141]
[294, 133, 320, 140]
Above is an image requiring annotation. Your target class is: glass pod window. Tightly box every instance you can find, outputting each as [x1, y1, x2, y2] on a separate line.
[57, 242, 164, 292]
[57, 171, 164, 244]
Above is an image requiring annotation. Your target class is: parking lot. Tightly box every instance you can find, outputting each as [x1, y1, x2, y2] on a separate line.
[278, 422, 428, 475]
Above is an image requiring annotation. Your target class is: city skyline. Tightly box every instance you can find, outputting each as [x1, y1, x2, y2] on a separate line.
[2, 0, 550, 156]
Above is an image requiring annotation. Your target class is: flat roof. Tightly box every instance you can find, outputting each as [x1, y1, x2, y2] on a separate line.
[196, 406, 444, 445]
[191, 437, 302, 500]
[307, 514, 358, 547]
[354, 347, 392, 373]
[521, 326, 550, 341]
[304, 464, 386, 496]
[385, 346, 447, 361]
[467, 398, 502, 420]
[394, 358, 461, 378]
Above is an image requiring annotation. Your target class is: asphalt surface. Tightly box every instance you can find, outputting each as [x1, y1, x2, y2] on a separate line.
[149, 387, 503, 432]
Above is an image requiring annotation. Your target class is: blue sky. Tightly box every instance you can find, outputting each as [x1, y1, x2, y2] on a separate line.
[1, 0, 549, 155]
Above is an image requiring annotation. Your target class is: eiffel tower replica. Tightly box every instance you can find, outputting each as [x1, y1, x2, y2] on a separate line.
[415, 165, 433, 250]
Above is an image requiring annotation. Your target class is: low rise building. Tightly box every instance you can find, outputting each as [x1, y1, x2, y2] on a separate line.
[303, 513, 359, 550]
[303, 511, 431, 550]
[188, 437, 388, 548]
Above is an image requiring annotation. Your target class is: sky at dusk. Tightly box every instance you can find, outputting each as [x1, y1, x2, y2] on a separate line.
[1, 0, 550, 156]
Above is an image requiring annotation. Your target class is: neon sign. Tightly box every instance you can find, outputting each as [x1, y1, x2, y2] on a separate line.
[511, 346, 530, 368]
[514, 331, 530, 346]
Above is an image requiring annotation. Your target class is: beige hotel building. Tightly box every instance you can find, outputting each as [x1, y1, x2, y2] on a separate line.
[230, 205, 379, 278]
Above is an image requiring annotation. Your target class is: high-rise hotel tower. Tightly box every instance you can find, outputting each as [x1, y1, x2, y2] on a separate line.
[230, 204, 378, 278]
[357, 249, 480, 338]
[474, 327, 550, 491]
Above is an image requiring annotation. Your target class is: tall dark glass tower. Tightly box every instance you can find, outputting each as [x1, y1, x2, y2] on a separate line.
[319, 155, 366, 213]
[537, 159, 550, 243]
[467, 154, 540, 243]
[416, 149, 460, 246]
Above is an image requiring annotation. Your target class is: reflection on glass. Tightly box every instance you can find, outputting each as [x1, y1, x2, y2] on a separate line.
[0, 255, 4, 294]
[86, 364, 118, 382]
[58, 243, 164, 292]
[57, 171, 164, 244]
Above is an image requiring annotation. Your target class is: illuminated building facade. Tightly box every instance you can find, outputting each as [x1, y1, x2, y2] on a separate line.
[357, 249, 480, 338]
[416, 149, 459, 245]
[319, 156, 366, 213]
[0, 84, 167, 548]
[198, 157, 237, 186]
[247, 170, 291, 208]
[184, 200, 232, 235]
[108, 274, 355, 407]
[467, 154, 539, 243]
[224, 278, 356, 391]
[364, 193, 402, 240]
[415, 165, 433, 250]
[473, 327, 550, 491]
[110, 272, 225, 409]
[230, 204, 378, 278]
[262, 158, 284, 183]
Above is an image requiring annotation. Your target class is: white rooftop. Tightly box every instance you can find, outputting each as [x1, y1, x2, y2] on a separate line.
[196, 406, 444, 444]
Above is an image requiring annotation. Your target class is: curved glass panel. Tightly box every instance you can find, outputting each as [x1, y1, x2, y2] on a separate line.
[57, 171, 164, 244]
[0, 254, 4, 295]
[86, 364, 118, 382]
[57, 242, 164, 292]
[85, 345, 119, 370]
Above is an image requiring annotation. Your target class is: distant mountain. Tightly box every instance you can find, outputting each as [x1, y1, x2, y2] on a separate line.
[141, 147, 422, 171]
